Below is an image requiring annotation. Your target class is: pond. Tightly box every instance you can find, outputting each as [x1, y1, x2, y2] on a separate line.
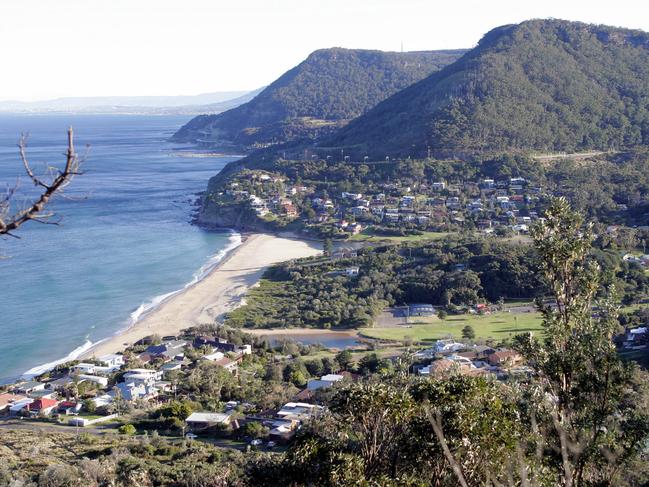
[264, 331, 362, 349]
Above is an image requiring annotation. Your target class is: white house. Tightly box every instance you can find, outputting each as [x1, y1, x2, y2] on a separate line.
[186, 411, 236, 431]
[203, 351, 225, 362]
[307, 374, 344, 391]
[71, 363, 98, 375]
[77, 374, 109, 387]
[98, 354, 125, 369]
[434, 339, 465, 353]
[277, 402, 323, 421]
[9, 398, 34, 415]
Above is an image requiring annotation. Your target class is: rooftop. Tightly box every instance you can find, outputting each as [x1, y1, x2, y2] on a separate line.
[186, 412, 232, 424]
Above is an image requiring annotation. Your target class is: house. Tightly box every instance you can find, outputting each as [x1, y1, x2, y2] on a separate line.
[307, 374, 344, 391]
[481, 179, 495, 189]
[57, 401, 82, 415]
[194, 336, 237, 353]
[213, 356, 238, 374]
[487, 350, 523, 367]
[143, 340, 187, 362]
[512, 224, 529, 233]
[161, 361, 184, 373]
[418, 359, 455, 376]
[282, 202, 298, 217]
[14, 381, 46, 394]
[0, 393, 28, 413]
[28, 389, 59, 400]
[71, 363, 98, 375]
[123, 369, 162, 385]
[77, 374, 109, 388]
[269, 419, 300, 442]
[277, 402, 323, 421]
[92, 394, 115, 408]
[432, 182, 446, 191]
[114, 381, 158, 402]
[408, 303, 435, 317]
[293, 388, 314, 402]
[434, 339, 465, 353]
[203, 351, 226, 362]
[346, 266, 360, 277]
[98, 354, 125, 369]
[9, 398, 34, 415]
[350, 206, 368, 217]
[473, 345, 496, 357]
[25, 398, 59, 416]
[341, 192, 363, 201]
[46, 375, 78, 390]
[186, 411, 238, 431]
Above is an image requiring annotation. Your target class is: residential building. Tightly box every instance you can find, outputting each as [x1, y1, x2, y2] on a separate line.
[186, 411, 238, 431]
[408, 303, 435, 317]
[98, 354, 125, 369]
[277, 402, 323, 421]
[434, 339, 465, 353]
[307, 374, 344, 391]
[25, 398, 59, 417]
[14, 381, 45, 395]
[0, 393, 27, 413]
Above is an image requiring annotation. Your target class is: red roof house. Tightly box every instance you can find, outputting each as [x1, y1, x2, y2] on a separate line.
[26, 398, 59, 416]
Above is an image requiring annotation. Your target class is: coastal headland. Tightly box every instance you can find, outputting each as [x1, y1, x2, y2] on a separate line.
[83, 233, 322, 358]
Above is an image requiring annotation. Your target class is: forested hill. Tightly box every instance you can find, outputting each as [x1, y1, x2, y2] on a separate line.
[172, 48, 467, 149]
[322, 19, 649, 158]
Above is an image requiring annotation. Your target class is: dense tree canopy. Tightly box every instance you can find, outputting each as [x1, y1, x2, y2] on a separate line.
[326, 20, 649, 158]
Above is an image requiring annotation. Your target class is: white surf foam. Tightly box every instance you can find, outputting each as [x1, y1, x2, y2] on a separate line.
[119, 231, 243, 329]
[20, 231, 242, 379]
[21, 339, 94, 379]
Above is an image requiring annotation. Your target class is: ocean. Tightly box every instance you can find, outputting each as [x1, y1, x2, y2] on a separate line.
[0, 114, 239, 383]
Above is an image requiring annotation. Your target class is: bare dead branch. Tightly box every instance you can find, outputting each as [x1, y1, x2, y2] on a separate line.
[0, 127, 84, 237]
[427, 408, 469, 487]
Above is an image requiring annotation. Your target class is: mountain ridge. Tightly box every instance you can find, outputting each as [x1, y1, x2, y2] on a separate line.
[172, 47, 468, 149]
[320, 19, 649, 158]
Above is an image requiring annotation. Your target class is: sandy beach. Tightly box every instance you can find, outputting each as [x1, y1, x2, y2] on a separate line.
[83, 233, 321, 358]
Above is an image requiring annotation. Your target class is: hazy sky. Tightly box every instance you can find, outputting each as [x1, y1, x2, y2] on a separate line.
[1, 0, 648, 101]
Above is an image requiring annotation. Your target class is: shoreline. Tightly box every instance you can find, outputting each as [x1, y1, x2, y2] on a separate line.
[82, 233, 322, 359]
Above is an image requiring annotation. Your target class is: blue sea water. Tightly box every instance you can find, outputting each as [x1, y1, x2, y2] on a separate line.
[0, 114, 239, 383]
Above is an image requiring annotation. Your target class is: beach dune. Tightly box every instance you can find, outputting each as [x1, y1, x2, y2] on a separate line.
[84, 234, 321, 358]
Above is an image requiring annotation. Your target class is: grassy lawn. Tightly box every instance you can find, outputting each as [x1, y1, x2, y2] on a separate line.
[349, 229, 450, 243]
[56, 413, 115, 425]
[359, 311, 543, 342]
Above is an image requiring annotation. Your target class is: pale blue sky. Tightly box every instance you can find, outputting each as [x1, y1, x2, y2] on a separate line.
[1, 0, 648, 101]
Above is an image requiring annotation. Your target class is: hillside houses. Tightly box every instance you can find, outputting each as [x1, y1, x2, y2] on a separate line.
[216, 166, 553, 238]
[415, 343, 525, 379]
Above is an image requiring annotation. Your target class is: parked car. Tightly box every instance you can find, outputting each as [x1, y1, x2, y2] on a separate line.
[250, 439, 263, 446]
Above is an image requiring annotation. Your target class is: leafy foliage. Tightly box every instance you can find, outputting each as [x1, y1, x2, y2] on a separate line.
[226, 237, 544, 329]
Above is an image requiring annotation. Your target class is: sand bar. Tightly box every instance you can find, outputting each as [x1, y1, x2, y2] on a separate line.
[83, 233, 321, 358]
